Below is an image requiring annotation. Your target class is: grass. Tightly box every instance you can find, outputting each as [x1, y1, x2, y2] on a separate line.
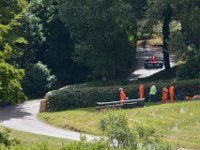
[0, 125, 71, 149]
[38, 100, 200, 149]
[137, 37, 163, 47]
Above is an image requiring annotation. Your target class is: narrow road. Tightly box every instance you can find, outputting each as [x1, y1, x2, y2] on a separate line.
[0, 100, 98, 141]
[127, 47, 176, 81]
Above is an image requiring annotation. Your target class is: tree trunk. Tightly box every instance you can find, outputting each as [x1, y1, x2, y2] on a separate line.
[162, 4, 172, 74]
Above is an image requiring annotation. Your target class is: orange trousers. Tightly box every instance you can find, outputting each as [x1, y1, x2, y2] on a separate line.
[140, 92, 144, 99]
[162, 94, 168, 103]
[120, 100, 125, 105]
[170, 94, 174, 102]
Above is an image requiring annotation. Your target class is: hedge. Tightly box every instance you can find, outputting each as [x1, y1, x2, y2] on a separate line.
[45, 79, 200, 111]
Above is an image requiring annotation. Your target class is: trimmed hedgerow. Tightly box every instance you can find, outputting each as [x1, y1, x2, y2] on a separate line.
[46, 79, 200, 111]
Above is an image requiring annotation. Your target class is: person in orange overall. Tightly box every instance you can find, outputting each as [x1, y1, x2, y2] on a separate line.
[139, 83, 144, 99]
[162, 86, 168, 103]
[169, 83, 175, 102]
[119, 87, 126, 105]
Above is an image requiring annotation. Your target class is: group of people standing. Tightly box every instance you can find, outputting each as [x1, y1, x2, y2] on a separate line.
[119, 82, 175, 104]
[149, 82, 175, 103]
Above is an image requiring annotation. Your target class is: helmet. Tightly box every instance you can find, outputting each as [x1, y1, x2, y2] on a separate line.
[119, 87, 123, 91]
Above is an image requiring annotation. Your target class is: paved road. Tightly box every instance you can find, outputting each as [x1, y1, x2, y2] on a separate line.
[0, 100, 98, 141]
[127, 47, 176, 81]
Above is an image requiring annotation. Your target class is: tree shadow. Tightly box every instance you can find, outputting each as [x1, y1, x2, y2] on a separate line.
[0, 104, 32, 122]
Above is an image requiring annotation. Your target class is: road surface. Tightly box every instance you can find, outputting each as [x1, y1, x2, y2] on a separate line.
[0, 100, 98, 141]
[127, 47, 176, 81]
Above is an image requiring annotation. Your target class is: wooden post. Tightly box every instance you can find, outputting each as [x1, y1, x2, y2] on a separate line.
[39, 99, 47, 112]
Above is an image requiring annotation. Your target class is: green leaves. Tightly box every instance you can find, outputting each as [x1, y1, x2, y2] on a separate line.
[59, 0, 137, 79]
[22, 61, 57, 98]
[0, 129, 20, 148]
[0, 0, 27, 105]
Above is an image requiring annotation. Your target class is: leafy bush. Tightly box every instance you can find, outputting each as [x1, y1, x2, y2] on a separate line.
[176, 48, 200, 80]
[99, 112, 136, 148]
[46, 79, 200, 111]
[168, 32, 200, 80]
[99, 113, 176, 150]
[0, 129, 20, 149]
[0, 61, 26, 106]
[22, 61, 57, 98]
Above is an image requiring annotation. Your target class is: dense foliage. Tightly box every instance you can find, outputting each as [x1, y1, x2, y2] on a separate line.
[22, 61, 57, 98]
[1, 0, 200, 101]
[0, 0, 27, 105]
[99, 113, 174, 149]
[59, 0, 137, 79]
[46, 79, 200, 111]
[0, 129, 19, 149]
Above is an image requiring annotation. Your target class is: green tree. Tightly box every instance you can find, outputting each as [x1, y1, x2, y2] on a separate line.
[146, 0, 175, 74]
[23, 0, 89, 87]
[146, 0, 200, 75]
[22, 61, 57, 98]
[0, 0, 27, 105]
[174, 0, 200, 47]
[59, 0, 137, 79]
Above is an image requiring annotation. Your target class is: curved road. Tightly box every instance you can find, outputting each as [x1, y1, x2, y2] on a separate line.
[0, 47, 176, 141]
[0, 100, 98, 141]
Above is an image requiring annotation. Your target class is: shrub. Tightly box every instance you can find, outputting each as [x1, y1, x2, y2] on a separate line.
[99, 113, 176, 150]
[22, 61, 57, 98]
[0, 129, 20, 149]
[99, 112, 136, 149]
[0, 61, 26, 105]
[46, 79, 200, 111]
[176, 47, 200, 80]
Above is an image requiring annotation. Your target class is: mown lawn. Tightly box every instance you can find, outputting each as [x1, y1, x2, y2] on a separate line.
[0, 125, 71, 149]
[38, 100, 200, 149]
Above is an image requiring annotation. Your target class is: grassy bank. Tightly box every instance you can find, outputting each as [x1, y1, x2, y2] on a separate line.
[0, 126, 71, 149]
[39, 100, 200, 149]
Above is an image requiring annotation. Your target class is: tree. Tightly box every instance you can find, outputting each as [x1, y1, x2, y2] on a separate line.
[22, 61, 57, 98]
[174, 0, 200, 47]
[23, 0, 89, 87]
[146, 0, 200, 75]
[59, 0, 137, 79]
[126, 0, 148, 68]
[146, 0, 175, 74]
[0, 0, 27, 105]
[168, 1, 200, 79]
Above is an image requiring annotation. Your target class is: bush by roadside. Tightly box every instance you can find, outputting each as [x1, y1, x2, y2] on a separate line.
[46, 79, 200, 111]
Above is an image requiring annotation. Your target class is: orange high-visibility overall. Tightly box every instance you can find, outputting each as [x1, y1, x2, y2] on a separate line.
[139, 84, 144, 99]
[169, 86, 175, 102]
[120, 90, 126, 104]
[162, 87, 168, 103]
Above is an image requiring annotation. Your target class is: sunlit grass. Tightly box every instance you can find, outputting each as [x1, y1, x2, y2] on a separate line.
[0, 125, 71, 149]
[39, 100, 200, 149]
[137, 37, 163, 47]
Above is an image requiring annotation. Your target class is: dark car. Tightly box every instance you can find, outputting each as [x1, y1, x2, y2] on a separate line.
[144, 55, 163, 69]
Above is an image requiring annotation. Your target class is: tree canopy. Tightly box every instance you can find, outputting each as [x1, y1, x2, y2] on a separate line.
[59, 0, 137, 79]
[0, 0, 200, 102]
[0, 0, 27, 104]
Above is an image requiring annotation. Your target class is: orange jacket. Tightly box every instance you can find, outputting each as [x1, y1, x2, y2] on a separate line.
[169, 86, 175, 95]
[139, 84, 144, 98]
[120, 90, 126, 100]
[162, 87, 168, 96]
